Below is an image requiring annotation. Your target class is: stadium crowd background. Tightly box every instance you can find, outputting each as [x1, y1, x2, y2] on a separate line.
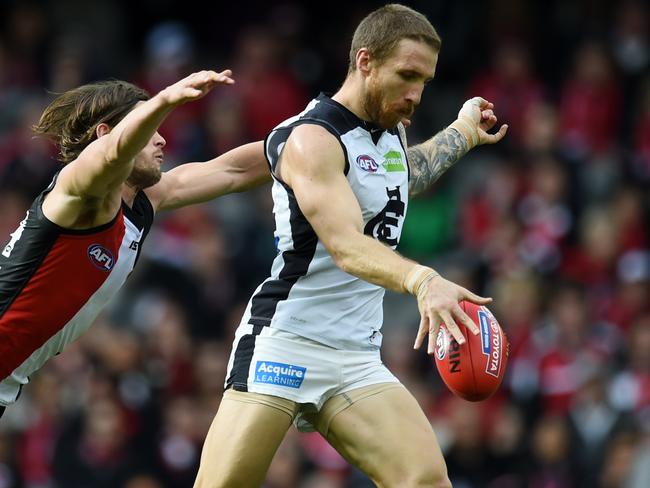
[1, 0, 650, 486]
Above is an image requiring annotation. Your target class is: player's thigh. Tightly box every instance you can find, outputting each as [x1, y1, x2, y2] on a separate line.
[323, 384, 450, 487]
[194, 389, 296, 488]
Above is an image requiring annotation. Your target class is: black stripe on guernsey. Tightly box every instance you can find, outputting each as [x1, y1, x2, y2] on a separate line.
[251, 121, 319, 325]
[0, 201, 58, 317]
[265, 126, 292, 175]
[248, 184, 319, 326]
[122, 191, 154, 265]
[227, 324, 264, 391]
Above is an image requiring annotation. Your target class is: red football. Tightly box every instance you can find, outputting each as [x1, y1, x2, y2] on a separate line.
[434, 301, 509, 401]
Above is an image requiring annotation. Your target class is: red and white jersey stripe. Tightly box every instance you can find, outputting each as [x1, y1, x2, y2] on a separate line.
[0, 178, 153, 405]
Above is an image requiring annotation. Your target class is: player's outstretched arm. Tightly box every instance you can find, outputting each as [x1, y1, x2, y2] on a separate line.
[147, 140, 271, 212]
[407, 96, 508, 197]
[62, 70, 234, 199]
[282, 124, 490, 350]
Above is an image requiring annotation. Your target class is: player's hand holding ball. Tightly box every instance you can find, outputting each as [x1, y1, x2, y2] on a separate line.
[434, 301, 509, 401]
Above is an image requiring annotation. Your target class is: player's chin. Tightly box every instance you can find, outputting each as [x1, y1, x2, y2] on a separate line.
[137, 169, 163, 189]
[379, 114, 403, 130]
[147, 170, 163, 188]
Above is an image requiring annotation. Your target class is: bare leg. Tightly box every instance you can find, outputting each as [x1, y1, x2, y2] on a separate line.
[319, 384, 451, 488]
[194, 390, 297, 488]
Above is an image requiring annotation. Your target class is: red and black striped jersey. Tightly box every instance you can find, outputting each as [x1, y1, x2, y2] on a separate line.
[0, 177, 153, 405]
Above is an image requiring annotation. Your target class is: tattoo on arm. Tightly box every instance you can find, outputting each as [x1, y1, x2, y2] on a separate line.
[407, 127, 469, 197]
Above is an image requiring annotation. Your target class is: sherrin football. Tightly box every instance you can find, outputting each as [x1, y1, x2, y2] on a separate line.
[434, 301, 509, 401]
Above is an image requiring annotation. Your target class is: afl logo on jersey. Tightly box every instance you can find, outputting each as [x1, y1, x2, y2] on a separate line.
[88, 244, 114, 271]
[356, 155, 378, 173]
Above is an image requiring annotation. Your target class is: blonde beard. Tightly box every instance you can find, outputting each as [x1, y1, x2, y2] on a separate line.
[362, 79, 400, 129]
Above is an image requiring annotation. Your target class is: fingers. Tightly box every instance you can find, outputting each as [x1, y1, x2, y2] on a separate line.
[202, 70, 234, 86]
[189, 69, 235, 88]
[483, 124, 508, 144]
[438, 310, 465, 347]
[479, 110, 498, 131]
[216, 69, 235, 84]
[426, 315, 443, 354]
[469, 96, 487, 108]
[481, 109, 494, 120]
[453, 304, 479, 336]
[446, 323, 467, 347]
[463, 288, 493, 305]
[413, 314, 429, 350]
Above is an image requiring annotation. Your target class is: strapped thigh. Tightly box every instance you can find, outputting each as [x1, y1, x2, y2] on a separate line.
[308, 382, 404, 437]
[223, 388, 300, 420]
[195, 389, 300, 487]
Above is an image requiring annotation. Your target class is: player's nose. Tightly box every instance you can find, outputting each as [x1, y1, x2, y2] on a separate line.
[405, 87, 423, 106]
[154, 131, 166, 148]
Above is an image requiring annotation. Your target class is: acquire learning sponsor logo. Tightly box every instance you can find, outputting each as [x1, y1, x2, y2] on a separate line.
[382, 150, 406, 172]
[478, 308, 502, 378]
[356, 154, 379, 172]
[87, 244, 114, 271]
[254, 361, 306, 389]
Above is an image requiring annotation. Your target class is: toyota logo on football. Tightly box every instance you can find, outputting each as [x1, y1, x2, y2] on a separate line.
[356, 154, 378, 172]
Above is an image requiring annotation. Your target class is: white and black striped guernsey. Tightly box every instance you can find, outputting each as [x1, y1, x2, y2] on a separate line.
[241, 94, 410, 351]
[0, 174, 153, 405]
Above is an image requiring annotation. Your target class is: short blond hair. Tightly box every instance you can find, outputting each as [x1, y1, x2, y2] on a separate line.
[348, 4, 441, 73]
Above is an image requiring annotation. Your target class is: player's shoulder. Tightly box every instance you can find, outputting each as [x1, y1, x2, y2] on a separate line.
[286, 124, 341, 160]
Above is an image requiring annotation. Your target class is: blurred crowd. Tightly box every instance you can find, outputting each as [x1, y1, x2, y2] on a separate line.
[1, 0, 650, 487]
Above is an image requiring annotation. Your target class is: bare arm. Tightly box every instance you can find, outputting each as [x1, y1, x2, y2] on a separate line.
[407, 126, 470, 197]
[147, 141, 271, 212]
[64, 70, 234, 199]
[406, 96, 509, 197]
[43, 70, 234, 228]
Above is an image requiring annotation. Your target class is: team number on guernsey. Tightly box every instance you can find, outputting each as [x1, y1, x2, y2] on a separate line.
[254, 361, 306, 388]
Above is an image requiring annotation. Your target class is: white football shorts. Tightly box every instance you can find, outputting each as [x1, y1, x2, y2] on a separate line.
[224, 323, 399, 430]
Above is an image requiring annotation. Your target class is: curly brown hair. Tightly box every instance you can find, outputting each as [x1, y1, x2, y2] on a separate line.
[33, 80, 150, 164]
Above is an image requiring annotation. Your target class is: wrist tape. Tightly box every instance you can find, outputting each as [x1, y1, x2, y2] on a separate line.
[449, 117, 479, 148]
[404, 265, 439, 297]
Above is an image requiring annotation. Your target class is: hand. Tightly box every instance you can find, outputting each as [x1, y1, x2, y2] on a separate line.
[413, 275, 492, 355]
[452, 96, 508, 147]
[160, 69, 235, 106]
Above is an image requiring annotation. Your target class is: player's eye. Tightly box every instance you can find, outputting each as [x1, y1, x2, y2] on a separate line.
[399, 72, 417, 81]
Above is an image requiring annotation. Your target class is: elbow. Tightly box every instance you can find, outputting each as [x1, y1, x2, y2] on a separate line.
[321, 227, 364, 274]
[329, 244, 355, 274]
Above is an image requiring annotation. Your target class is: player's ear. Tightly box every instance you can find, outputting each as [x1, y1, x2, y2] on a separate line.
[95, 123, 111, 138]
[356, 48, 373, 76]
